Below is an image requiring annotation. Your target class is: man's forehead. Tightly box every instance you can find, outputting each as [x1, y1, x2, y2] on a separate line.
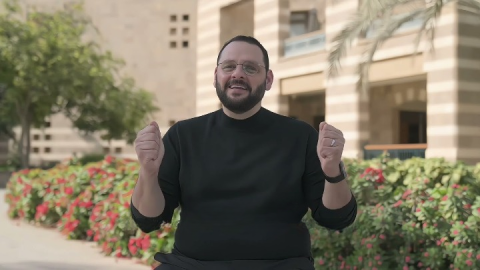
[219, 41, 263, 62]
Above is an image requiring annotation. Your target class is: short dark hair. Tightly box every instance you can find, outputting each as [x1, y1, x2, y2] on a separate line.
[216, 35, 270, 72]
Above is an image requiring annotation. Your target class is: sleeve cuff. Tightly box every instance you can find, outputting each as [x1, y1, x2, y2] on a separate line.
[313, 193, 358, 231]
[130, 199, 164, 233]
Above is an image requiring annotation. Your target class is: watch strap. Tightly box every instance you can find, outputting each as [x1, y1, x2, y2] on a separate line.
[323, 161, 347, 183]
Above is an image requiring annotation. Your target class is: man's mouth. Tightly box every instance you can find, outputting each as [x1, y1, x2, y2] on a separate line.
[229, 85, 247, 90]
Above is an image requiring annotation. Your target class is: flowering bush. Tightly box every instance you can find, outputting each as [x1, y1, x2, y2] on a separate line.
[4, 156, 177, 268]
[307, 156, 480, 270]
[4, 154, 480, 269]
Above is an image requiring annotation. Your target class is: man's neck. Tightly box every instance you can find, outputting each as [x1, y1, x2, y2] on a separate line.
[222, 103, 262, 120]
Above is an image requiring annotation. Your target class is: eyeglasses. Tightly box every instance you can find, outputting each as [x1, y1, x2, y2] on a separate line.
[218, 60, 265, 76]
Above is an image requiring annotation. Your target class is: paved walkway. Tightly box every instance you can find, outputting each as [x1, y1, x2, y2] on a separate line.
[0, 189, 151, 270]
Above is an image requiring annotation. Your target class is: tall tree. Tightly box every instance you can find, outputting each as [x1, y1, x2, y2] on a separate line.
[327, 0, 480, 95]
[0, 0, 159, 168]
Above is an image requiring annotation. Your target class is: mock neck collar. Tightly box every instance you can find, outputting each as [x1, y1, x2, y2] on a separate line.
[216, 107, 272, 131]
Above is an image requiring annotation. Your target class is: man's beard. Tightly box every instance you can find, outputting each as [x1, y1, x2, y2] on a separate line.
[215, 79, 266, 114]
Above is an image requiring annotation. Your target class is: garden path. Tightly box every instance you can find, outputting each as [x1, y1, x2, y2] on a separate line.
[0, 189, 150, 270]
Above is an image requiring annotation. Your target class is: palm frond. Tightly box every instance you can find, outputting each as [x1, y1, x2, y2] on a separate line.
[327, 0, 414, 78]
[457, 0, 480, 13]
[412, 0, 450, 59]
[357, 8, 425, 97]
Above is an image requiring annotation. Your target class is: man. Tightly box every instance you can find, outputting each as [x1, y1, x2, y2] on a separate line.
[130, 35, 357, 270]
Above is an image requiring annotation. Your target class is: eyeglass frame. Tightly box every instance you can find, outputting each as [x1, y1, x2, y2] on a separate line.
[217, 60, 267, 76]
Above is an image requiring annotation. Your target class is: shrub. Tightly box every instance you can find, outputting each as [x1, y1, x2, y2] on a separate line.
[307, 156, 480, 270]
[4, 156, 177, 268]
[4, 154, 480, 270]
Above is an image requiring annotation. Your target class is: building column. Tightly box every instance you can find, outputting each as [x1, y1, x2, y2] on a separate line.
[254, 0, 290, 115]
[324, 0, 369, 159]
[424, 4, 480, 165]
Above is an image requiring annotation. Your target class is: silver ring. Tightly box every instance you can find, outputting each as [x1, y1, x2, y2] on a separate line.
[330, 139, 336, 147]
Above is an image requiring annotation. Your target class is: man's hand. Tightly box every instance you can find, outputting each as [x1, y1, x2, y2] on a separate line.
[317, 122, 345, 177]
[134, 121, 165, 177]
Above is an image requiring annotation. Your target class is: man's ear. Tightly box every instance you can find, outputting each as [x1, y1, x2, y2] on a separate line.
[213, 67, 218, 87]
[265, 70, 274, 91]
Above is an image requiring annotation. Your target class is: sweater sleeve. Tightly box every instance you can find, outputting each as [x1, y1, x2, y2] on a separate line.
[130, 123, 181, 233]
[301, 126, 357, 231]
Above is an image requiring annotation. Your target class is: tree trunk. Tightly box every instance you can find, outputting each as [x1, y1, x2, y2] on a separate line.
[16, 103, 31, 169]
[17, 122, 25, 168]
[19, 117, 29, 169]
[25, 114, 31, 168]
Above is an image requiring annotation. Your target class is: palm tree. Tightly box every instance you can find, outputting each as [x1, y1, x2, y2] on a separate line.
[327, 0, 480, 95]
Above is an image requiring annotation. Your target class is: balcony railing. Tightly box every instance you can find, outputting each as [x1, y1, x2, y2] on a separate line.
[363, 143, 427, 160]
[365, 15, 423, 39]
[283, 31, 326, 58]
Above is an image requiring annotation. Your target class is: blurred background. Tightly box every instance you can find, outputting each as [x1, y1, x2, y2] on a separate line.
[1, 0, 480, 269]
[1, 0, 479, 173]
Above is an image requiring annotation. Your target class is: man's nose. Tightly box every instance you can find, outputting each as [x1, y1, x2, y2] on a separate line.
[231, 65, 245, 78]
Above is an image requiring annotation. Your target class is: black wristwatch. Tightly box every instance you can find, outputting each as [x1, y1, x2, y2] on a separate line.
[323, 161, 347, 183]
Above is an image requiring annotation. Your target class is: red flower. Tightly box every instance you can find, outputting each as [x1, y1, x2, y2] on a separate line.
[105, 155, 114, 164]
[393, 200, 403, 207]
[141, 235, 151, 251]
[129, 244, 138, 255]
[65, 187, 73, 195]
[402, 190, 412, 199]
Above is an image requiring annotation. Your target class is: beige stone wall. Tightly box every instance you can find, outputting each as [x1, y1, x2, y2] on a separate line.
[3, 0, 479, 165]
[423, 4, 480, 164]
[195, 0, 480, 164]
[2, 0, 197, 165]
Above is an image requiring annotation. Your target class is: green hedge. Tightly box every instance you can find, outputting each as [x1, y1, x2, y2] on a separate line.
[4, 155, 480, 269]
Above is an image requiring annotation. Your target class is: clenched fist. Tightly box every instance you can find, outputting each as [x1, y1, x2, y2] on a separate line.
[134, 121, 164, 176]
[317, 122, 345, 177]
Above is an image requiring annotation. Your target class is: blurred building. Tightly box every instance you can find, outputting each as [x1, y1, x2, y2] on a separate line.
[2, 0, 479, 167]
[0, 0, 197, 166]
[196, 0, 480, 165]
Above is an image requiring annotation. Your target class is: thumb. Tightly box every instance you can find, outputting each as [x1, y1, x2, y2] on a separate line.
[319, 122, 327, 133]
[150, 121, 159, 129]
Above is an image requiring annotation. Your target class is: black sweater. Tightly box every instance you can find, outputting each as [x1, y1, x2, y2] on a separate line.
[131, 107, 357, 261]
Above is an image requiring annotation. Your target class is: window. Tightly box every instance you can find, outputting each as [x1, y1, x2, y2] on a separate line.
[399, 111, 427, 144]
[170, 15, 177, 22]
[44, 121, 51, 127]
[32, 147, 39, 153]
[289, 10, 321, 37]
[33, 134, 40, 140]
[182, 41, 189, 48]
[182, 14, 189, 21]
[115, 147, 122, 154]
[170, 28, 177, 35]
[44, 147, 51, 153]
[103, 147, 110, 154]
[170, 41, 177, 48]
[182, 27, 189, 35]
[45, 134, 51, 140]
